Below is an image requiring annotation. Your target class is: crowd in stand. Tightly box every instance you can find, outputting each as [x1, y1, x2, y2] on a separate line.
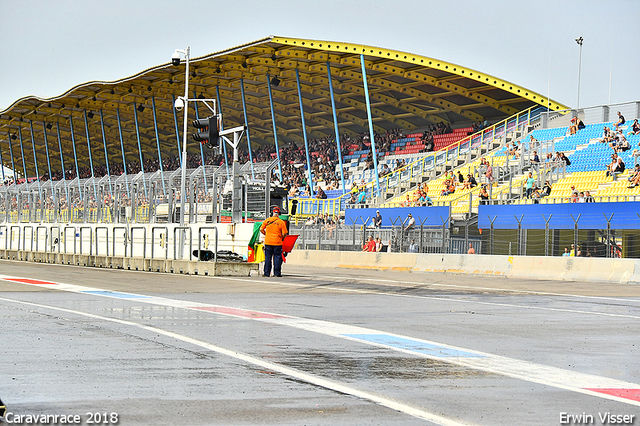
[1, 122, 464, 196]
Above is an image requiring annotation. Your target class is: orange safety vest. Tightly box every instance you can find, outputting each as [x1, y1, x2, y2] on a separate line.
[260, 216, 288, 246]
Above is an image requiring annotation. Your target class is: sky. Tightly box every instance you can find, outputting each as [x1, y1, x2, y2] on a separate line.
[1, 0, 639, 113]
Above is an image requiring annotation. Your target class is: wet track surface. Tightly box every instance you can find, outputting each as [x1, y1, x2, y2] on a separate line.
[1, 261, 640, 425]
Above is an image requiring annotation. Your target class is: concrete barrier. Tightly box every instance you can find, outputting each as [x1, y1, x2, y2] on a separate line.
[0, 249, 257, 277]
[286, 250, 640, 284]
[413, 253, 513, 276]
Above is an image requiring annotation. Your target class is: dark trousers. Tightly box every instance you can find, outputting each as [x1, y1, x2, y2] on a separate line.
[264, 244, 283, 276]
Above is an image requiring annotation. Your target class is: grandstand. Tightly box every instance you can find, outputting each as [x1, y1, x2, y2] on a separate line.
[1, 36, 639, 258]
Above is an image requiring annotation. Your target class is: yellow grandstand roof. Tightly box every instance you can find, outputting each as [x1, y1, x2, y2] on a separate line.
[0, 36, 568, 174]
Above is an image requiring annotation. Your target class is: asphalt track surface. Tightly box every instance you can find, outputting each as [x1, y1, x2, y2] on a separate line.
[1, 260, 640, 426]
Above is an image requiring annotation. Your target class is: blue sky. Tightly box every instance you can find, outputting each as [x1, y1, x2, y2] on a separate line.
[1, 0, 639, 112]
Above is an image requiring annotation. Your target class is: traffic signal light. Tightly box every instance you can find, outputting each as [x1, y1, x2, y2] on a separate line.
[192, 115, 219, 149]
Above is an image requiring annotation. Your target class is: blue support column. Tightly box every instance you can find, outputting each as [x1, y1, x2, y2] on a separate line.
[8, 135, 16, 186]
[99, 110, 114, 199]
[69, 117, 83, 200]
[295, 69, 314, 194]
[192, 94, 208, 191]
[171, 94, 183, 168]
[83, 111, 98, 198]
[239, 79, 255, 178]
[116, 109, 131, 198]
[215, 86, 230, 180]
[360, 54, 380, 194]
[55, 122, 69, 199]
[326, 62, 346, 194]
[0, 138, 5, 182]
[18, 127, 29, 190]
[151, 97, 167, 196]
[132, 102, 148, 198]
[266, 74, 283, 180]
[28, 121, 42, 197]
[42, 122, 56, 205]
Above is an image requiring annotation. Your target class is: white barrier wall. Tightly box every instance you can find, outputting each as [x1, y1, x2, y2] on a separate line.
[287, 250, 640, 285]
[0, 222, 258, 261]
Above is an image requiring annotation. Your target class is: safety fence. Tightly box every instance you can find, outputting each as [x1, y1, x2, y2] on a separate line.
[291, 215, 481, 255]
[478, 202, 640, 258]
[0, 162, 280, 224]
[0, 224, 219, 262]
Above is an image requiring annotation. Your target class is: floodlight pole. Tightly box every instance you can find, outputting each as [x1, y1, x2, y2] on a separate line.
[575, 37, 583, 109]
[177, 46, 191, 229]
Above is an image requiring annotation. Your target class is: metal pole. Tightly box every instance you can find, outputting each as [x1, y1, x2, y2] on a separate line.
[55, 122, 69, 200]
[266, 74, 283, 181]
[28, 121, 42, 198]
[99, 110, 114, 200]
[17, 127, 29, 190]
[8, 135, 16, 187]
[151, 97, 167, 197]
[83, 111, 99, 204]
[171, 94, 183, 169]
[215, 86, 230, 181]
[0, 135, 5, 182]
[239, 78, 255, 179]
[69, 117, 83, 200]
[576, 36, 583, 109]
[116, 109, 130, 199]
[360, 54, 380, 195]
[42, 122, 56, 209]
[295, 69, 314, 195]
[132, 102, 148, 198]
[327, 62, 345, 194]
[179, 46, 191, 229]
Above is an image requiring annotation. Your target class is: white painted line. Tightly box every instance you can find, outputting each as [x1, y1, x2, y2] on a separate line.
[2, 275, 640, 407]
[0, 295, 473, 426]
[219, 276, 640, 320]
[289, 272, 640, 304]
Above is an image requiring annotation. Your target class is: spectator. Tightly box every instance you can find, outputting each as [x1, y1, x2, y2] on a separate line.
[362, 235, 376, 252]
[316, 187, 327, 199]
[525, 172, 535, 198]
[483, 158, 494, 183]
[627, 164, 640, 188]
[408, 239, 418, 253]
[584, 191, 595, 202]
[615, 111, 626, 131]
[467, 243, 475, 254]
[531, 150, 540, 165]
[562, 247, 570, 257]
[614, 131, 630, 153]
[600, 126, 614, 144]
[356, 187, 366, 204]
[569, 117, 585, 135]
[578, 191, 586, 203]
[478, 185, 490, 205]
[607, 156, 625, 180]
[375, 237, 383, 252]
[374, 210, 383, 228]
[404, 213, 415, 233]
[559, 152, 571, 166]
[542, 181, 552, 197]
[629, 119, 640, 136]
